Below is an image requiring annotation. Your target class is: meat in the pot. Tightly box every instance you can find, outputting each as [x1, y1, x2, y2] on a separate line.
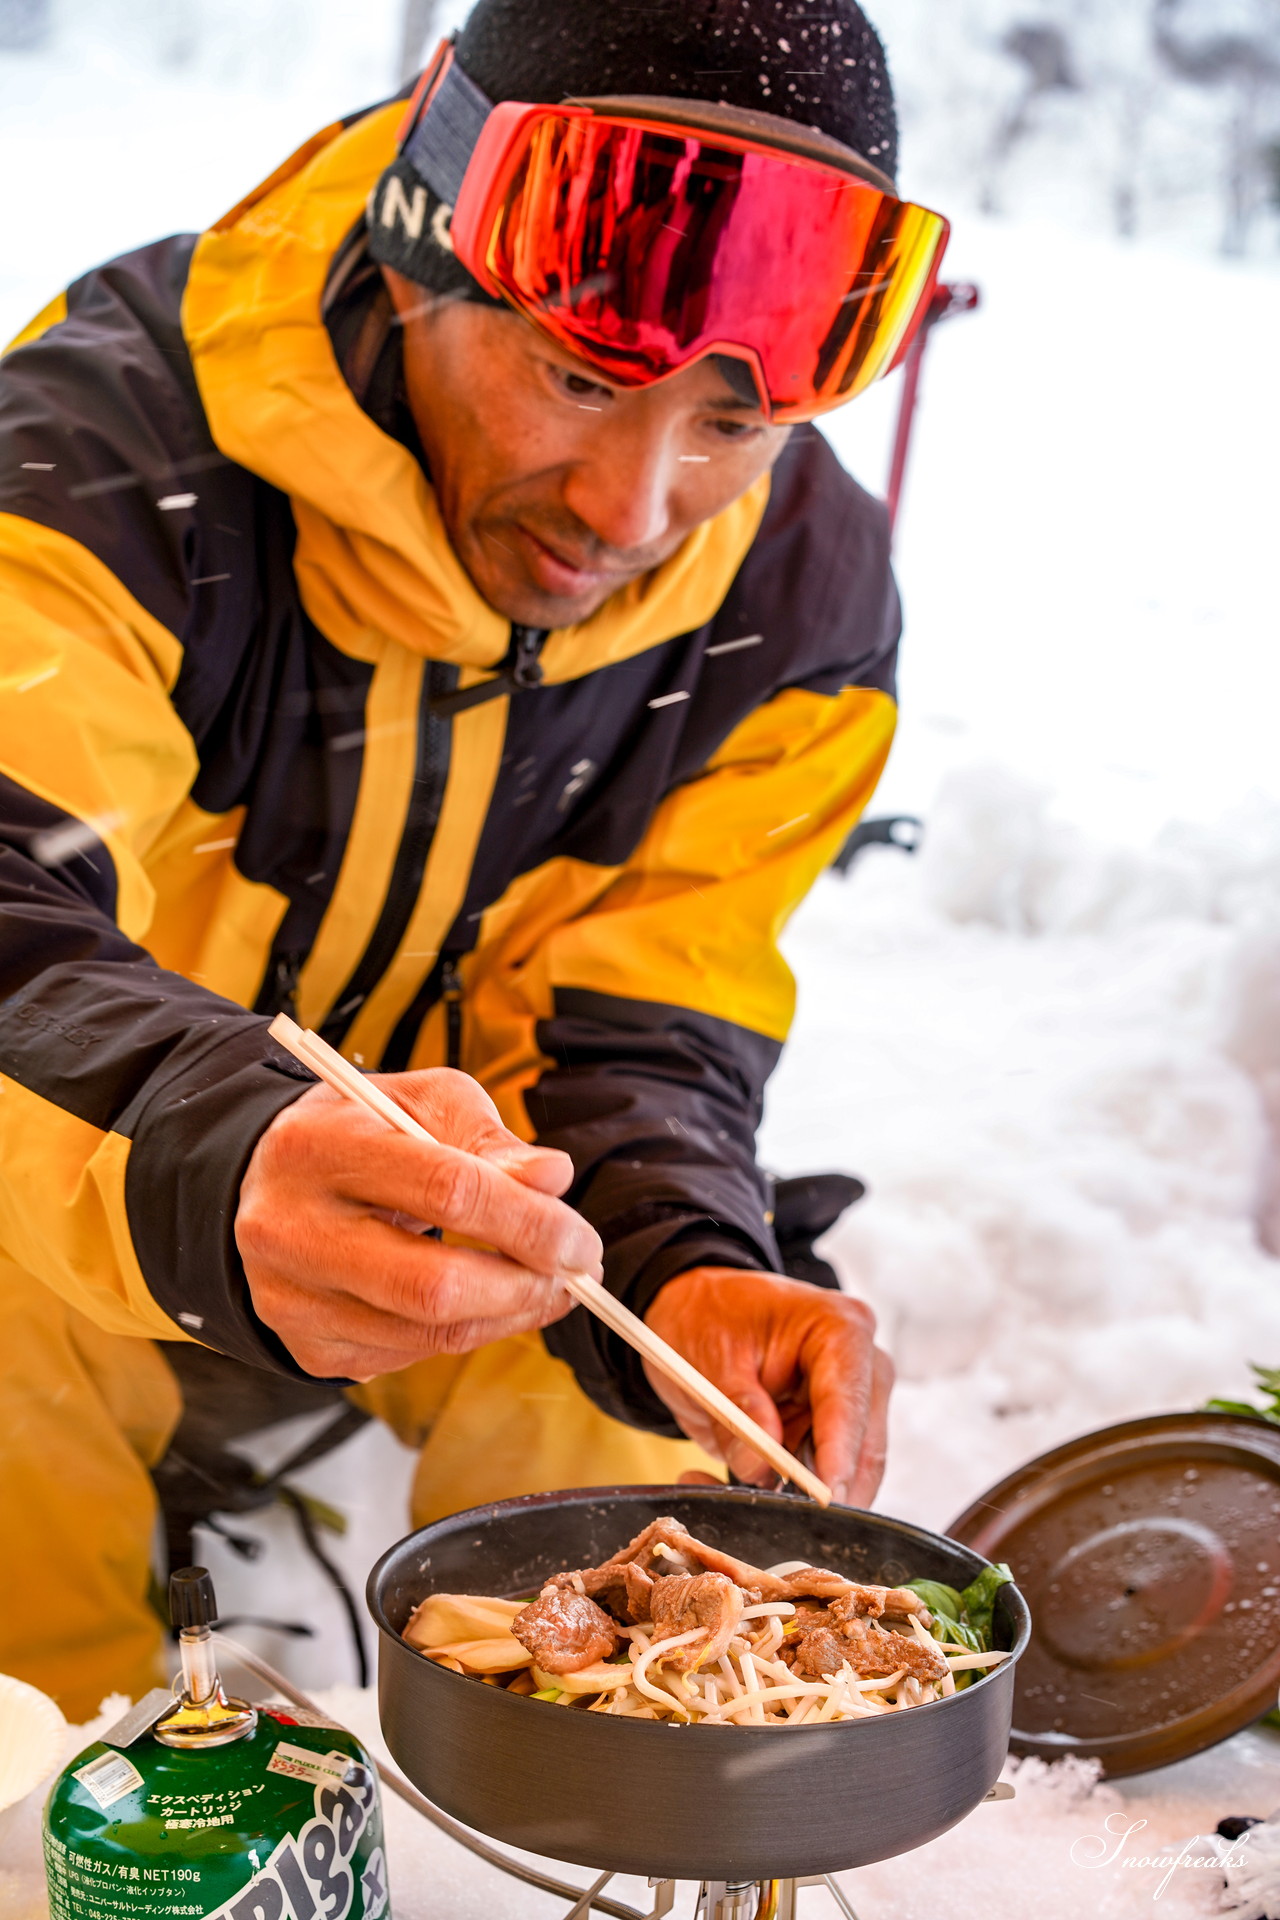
[831, 1585, 933, 1625]
[513, 1587, 619, 1674]
[548, 1560, 656, 1624]
[790, 1623, 849, 1679]
[835, 1615, 948, 1683]
[600, 1516, 705, 1578]
[649, 1572, 744, 1671]
[776, 1567, 857, 1601]
[591, 1516, 852, 1603]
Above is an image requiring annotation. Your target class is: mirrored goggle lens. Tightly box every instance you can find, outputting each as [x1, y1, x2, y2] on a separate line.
[480, 113, 949, 419]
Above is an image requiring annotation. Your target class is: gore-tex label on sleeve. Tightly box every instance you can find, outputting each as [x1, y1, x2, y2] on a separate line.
[73, 1749, 145, 1810]
[266, 1741, 351, 1787]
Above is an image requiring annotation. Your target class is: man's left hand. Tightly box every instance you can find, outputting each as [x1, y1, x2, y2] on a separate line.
[642, 1267, 892, 1509]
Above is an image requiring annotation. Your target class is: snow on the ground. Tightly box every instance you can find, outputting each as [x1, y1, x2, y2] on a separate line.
[761, 774, 1280, 1529]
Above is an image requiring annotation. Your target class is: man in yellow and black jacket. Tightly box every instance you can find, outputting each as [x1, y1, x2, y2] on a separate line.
[0, 0, 915, 1713]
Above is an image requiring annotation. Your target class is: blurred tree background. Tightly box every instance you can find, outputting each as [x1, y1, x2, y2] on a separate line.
[1, 0, 1277, 256]
[874, 0, 1280, 254]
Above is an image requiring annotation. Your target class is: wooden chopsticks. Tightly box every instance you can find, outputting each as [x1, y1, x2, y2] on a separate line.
[267, 1013, 833, 1506]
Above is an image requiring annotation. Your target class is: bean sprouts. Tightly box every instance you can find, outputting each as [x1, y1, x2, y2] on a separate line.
[413, 1628, 1008, 1725]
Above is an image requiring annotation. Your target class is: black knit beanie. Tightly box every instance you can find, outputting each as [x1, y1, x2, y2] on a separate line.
[367, 0, 897, 300]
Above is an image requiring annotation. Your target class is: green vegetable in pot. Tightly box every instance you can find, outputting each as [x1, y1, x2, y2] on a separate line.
[959, 1563, 1014, 1646]
[905, 1563, 1014, 1662]
[903, 1580, 984, 1660]
[903, 1579, 964, 1622]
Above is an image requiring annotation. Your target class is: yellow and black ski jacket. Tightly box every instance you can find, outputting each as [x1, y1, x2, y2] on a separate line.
[0, 101, 899, 1427]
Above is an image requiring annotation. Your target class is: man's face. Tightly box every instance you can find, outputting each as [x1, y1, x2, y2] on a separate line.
[384, 267, 792, 628]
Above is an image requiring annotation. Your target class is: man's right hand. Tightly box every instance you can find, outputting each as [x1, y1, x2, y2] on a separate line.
[235, 1068, 597, 1380]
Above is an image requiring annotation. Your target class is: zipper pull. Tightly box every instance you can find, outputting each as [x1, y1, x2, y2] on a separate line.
[440, 957, 463, 1071]
[510, 624, 546, 690]
[428, 626, 548, 718]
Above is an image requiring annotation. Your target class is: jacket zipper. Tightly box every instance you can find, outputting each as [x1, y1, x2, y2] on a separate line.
[440, 957, 463, 1071]
[509, 624, 546, 690]
[428, 624, 548, 718]
[261, 949, 304, 1020]
[257, 630, 496, 1054]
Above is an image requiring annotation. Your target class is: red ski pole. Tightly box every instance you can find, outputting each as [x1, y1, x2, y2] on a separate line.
[886, 281, 980, 536]
[832, 283, 983, 876]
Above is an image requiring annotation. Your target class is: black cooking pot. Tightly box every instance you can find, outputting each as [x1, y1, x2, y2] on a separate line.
[368, 1485, 1030, 1882]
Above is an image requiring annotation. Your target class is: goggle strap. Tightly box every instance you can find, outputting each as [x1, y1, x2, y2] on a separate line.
[403, 50, 494, 206]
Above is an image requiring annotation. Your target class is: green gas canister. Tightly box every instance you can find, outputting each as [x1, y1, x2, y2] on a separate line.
[43, 1568, 390, 1920]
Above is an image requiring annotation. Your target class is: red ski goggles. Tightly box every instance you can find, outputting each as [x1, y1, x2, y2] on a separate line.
[397, 45, 950, 423]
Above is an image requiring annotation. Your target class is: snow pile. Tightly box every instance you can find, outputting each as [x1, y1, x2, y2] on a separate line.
[919, 765, 1280, 937]
[0, 1693, 130, 1920]
[762, 767, 1280, 1530]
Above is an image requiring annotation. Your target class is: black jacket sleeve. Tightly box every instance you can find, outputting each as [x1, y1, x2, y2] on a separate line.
[0, 774, 320, 1371]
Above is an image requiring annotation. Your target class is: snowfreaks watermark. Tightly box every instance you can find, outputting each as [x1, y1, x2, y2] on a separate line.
[1071, 1813, 1248, 1900]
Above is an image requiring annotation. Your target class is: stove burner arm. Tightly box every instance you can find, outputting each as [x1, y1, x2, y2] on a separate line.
[698, 1881, 862, 1920]
[566, 1874, 676, 1920]
[211, 1632, 657, 1920]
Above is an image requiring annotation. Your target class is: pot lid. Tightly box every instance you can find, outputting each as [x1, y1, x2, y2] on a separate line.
[948, 1411, 1280, 1777]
